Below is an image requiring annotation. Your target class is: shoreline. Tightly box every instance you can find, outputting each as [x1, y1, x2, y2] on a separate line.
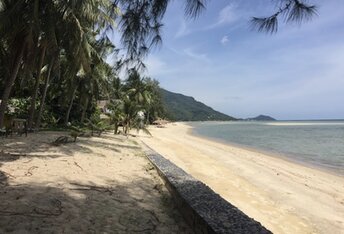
[139, 122, 344, 234]
[188, 124, 344, 177]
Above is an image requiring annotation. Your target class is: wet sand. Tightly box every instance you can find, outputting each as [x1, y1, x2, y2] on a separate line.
[0, 131, 192, 233]
[139, 122, 344, 234]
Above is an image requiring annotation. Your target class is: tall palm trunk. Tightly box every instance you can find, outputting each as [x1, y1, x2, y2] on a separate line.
[35, 56, 55, 128]
[80, 96, 89, 123]
[146, 111, 150, 125]
[27, 44, 47, 129]
[64, 85, 78, 126]
[0, 42, 26, 128]
[113, 123, 118, 134]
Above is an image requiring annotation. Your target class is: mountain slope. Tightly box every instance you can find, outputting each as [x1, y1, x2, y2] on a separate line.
[160, 88, 236, 121]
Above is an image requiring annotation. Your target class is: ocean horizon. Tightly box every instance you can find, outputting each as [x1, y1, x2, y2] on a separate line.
[189, 120, 344, 176]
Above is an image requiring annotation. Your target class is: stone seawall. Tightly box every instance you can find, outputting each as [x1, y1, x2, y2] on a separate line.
[143, 144, 272, 234]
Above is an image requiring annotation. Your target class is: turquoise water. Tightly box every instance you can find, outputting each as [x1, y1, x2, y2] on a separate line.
[190, 121, 344, 175]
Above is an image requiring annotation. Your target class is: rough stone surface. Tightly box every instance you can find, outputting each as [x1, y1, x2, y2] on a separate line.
[143, 145, 272, 234]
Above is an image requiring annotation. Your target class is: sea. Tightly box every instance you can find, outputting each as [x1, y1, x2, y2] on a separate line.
[190, 120, 344, 176]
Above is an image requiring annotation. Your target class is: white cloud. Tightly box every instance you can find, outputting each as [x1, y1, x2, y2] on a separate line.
[220, 35, 229, 45]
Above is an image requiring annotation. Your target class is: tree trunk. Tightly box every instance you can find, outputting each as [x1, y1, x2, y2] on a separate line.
[27, 44, 47, 129]
[0, 42, 26, 128]
[114, 123, 118, 134]
[80, 97, 89, 123]
[64, 85, 78, 126]
[35, 56, 55, 129]
[146, 112, 150, 125]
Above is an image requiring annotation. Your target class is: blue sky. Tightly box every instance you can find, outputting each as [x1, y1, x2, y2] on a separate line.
[134, 1, 344, 120]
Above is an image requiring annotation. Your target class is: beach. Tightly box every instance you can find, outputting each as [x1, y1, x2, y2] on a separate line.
[0, 131, 191, 233]
[140, 122, 344, 234]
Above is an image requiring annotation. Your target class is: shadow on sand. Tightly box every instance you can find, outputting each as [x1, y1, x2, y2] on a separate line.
[0, 132, 193, 233]
[0, 131, 142, 162]
[0, 176, 192, 233]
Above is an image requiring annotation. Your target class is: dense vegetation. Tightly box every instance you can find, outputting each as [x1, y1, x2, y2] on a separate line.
[161, 89, 236, 121]
[0, 0, 197, 131]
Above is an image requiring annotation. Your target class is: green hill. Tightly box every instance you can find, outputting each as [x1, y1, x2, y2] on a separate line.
[160, 88, 236, 121]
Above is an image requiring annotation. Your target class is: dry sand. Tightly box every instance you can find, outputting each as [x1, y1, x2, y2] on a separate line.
[0, 131, 192, 233]
[139, 122, 344, 234]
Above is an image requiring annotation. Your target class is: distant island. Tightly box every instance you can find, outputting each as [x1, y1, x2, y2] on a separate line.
[160, 89, 236, 121]
[246, 115, 276, 121]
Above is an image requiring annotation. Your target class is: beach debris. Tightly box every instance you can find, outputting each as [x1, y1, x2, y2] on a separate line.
[73, 162, 84, 171]
[69, 182, 114, 195]
[22, 159, 33, 164]
[144, 163, 155, 172]
[51, 136, 70, 146]
[25, 166, 38, 176]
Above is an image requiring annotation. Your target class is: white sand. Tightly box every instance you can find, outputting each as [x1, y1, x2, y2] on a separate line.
[0, 131, 191, 233]
[139, 122, 344, 234]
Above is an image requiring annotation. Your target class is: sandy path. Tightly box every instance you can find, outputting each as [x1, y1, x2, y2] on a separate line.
[139, 123, 344, 234]
[0, 131, 192, 233]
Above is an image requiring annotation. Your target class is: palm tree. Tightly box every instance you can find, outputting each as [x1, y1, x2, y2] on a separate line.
[35, 54, 57, 128]
[0, 0, 39, 127]
[144, 78, 166, 124]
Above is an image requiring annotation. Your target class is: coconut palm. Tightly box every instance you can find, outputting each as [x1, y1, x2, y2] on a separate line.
[144, 78, 166, 124]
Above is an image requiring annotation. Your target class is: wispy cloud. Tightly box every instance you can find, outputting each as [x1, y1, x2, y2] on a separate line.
[218, 4, 238, 25]
[183, 48, 210, 63]
[205, 4, 239, 30]
[175, 4, 239, 38]
[175, 20, 191, 38]
[220, 35, 229, 45]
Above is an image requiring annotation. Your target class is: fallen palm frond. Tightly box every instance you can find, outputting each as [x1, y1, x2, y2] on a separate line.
[51, 136, 70, 146]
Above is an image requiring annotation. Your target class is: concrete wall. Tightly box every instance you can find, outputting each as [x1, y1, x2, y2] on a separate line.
[143, 145, 272, 234]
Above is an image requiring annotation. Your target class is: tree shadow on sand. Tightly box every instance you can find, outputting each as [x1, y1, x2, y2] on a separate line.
[0, 167, 8, 186]
[0, 131, 142, 163]
[0, 176, 192, 233]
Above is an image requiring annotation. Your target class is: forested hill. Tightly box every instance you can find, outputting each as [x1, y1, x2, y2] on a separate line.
[160, 89, 236, 121]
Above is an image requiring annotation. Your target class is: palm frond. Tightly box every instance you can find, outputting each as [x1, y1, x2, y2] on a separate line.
[184, 0, 207, 18]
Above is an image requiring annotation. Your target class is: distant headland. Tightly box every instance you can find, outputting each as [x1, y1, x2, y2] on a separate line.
[245, 115, 276, 121]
